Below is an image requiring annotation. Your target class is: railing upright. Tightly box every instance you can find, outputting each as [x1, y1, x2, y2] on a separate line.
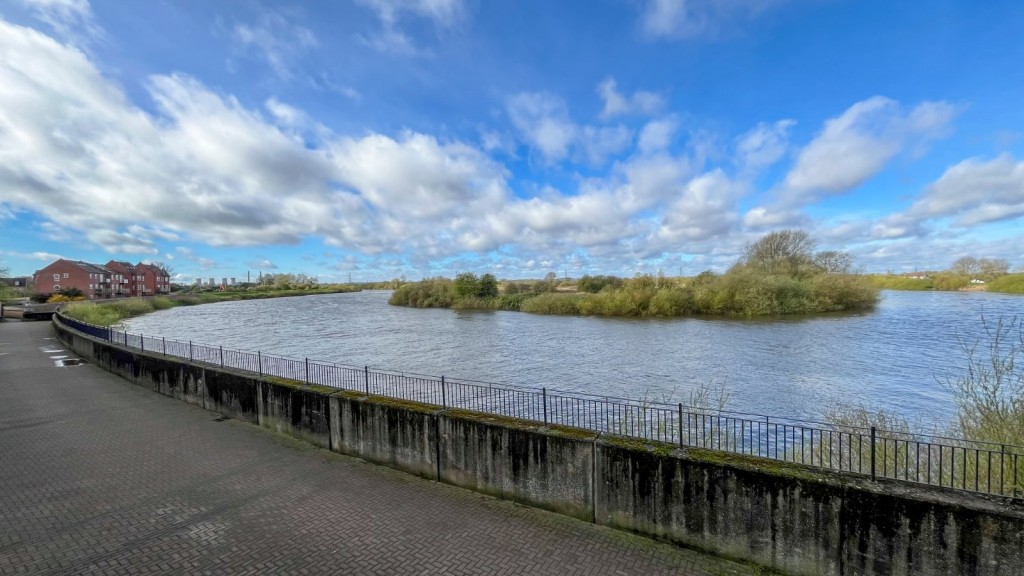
[543, 388, 548, 425]
[870, 427, 877, 481]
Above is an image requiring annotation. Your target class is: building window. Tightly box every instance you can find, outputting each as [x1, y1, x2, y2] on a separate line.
[53, 273, 60, 281]
[53, 284, 60, 292]
[63, 273, 69, 279]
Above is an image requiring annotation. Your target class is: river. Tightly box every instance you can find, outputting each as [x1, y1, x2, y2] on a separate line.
[121, 289, 1022, 427]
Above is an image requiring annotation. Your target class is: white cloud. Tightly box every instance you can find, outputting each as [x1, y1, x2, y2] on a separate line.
[506, 92, 634, 166]
[580, 125, 632, 165]
[232, 11, 317, 79]
[1, 250, 65, 262]
[654, 169, 743, 244]
[597, 77, 664, 120]
[735, 119, 794, 173]
[356, 0, 465, 55]
[265, 97, 307, 127]
[637, 117, 678, 154]
[782, 96, 957, 204]
[248, 259, 278, 270]
[908, 154, 1024, 226]
[741, 205, 806, 229]
[638, 0, 790, 41]
[506, 92, 578, 163]
[18, 0, 102, 46]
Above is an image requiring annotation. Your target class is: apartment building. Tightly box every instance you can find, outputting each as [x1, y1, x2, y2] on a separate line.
[33, 259, 171, 299]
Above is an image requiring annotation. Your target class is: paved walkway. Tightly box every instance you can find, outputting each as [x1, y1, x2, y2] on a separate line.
[0, 321, 758, 575]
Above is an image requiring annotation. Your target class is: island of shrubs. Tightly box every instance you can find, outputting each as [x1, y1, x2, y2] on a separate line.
[389, 230, 880, 317]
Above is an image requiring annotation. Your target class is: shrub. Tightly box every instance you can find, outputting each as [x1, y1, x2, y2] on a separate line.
[388, 278, 454, 308]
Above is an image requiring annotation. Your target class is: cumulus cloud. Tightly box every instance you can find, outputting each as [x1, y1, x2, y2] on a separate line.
[597, 77, 664, 119]
[637, 117, 678, 154]
[781, 96, 957, 204]
[232, 10, 317, 79]
[506, 92, 632, 166]
[506, 92, 577, 162]
[654, 170, 744, 245]
[908, 154, 1024, 226]
[638, 0, 790, 40]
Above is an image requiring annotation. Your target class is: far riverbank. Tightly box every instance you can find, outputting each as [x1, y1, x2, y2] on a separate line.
[61, 285, 361, 326]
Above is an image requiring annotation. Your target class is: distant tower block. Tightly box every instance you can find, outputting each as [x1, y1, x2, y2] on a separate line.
[230, 278, 236, 286]
[221, 277, 227, 287]
[209, 277, 215, 287]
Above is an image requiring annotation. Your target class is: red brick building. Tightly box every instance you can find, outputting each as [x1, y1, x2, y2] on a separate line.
[33, 259, 171, 299]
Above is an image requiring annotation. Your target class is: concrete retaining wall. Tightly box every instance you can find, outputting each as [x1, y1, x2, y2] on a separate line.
[330, 392, 439, 480]
[438, 411, 596, 522]
[53, 316, 1024, 576]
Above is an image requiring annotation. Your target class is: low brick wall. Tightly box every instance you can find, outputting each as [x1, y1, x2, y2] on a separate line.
[53, 316, 1024, 575]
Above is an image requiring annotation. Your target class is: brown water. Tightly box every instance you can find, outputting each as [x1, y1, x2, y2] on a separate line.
[123, 289, 1023, 426]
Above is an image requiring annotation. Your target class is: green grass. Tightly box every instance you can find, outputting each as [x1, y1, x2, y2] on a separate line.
[62, 285, 360, 326]
[988, 273, 1024, 294]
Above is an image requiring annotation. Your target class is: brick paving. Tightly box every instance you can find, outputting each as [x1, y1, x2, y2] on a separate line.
[0, 321, 759, 575]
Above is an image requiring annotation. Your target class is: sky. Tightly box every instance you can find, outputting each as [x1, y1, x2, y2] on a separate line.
[1, 0, 1023, 283]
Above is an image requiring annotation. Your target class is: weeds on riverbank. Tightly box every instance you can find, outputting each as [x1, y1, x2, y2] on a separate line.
[61, 285, 360, 326]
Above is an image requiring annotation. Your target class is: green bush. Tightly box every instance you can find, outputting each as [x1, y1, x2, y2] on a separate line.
[388, 278, 454, 308]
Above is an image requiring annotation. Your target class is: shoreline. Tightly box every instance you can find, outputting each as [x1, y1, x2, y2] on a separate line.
[60, 285, 361, 326]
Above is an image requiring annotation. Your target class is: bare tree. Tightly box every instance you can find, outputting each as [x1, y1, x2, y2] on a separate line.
[952, 256, 1009, 280]
[814, 250, 854, 274]
[979, 258, 1010, 280]
[741, 229, 817, 276]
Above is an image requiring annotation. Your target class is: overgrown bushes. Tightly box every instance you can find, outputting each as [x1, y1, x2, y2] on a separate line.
[390, 230, 880, 317]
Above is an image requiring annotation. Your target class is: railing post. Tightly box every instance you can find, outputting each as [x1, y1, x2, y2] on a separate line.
[258, 351, 263, 378]
[189, 340, 193, 362]
[140, 334, 144, 353]
[162, 337, 166, 356]
[441, 375, 447, 408]
[305, 358, 310, 384]
[124, 331, 128, 347]
[678, 403, 684, 447]
[543, 388, 548, 425]
[219, 345, 224, 367]
[364, 365, 370, 396]
[870, 427, 877, 481]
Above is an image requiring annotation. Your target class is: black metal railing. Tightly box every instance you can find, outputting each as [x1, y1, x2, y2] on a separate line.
[56, 313, 1024, 500]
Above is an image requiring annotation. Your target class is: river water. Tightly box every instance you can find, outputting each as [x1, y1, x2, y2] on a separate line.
[122, 289, 1022, 426]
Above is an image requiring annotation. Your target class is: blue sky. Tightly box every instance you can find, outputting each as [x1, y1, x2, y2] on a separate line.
[1, 0, 1023, 282]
